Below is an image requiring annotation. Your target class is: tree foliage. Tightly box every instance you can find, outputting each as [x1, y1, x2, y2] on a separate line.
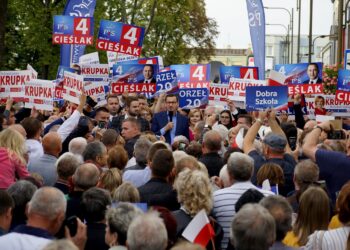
[2, 0, 218, 79]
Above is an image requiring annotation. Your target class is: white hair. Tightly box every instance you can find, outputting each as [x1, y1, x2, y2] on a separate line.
[127, 212, 167, 250]
[173, 150, 188, 165]
[69, 137, 87, 156]
[219, 164, 231, 188]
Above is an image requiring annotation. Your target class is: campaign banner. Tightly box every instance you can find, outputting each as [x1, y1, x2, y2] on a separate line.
[112, 63, 158, 83]
[246, 0, 265, 80]
[179, 88, 209, 109]
[81, 64, 109, 81]
[305, 95, 350, 117]
[79, 52, 99, 65]
[116, 56, 163, 71]
[62, 71, 84, 104]
[84, 81, 109, 106]
[220, 66, 259, 83]
[227, 78, 266, 102]
[53, 16, 94, 45]
[274, 62, 323, 84]
[59, 0, 97, 67]
[96, 20, 145, 56]
[24, 80, 54, 111]
[54, 86, 64, 100]
[110, 82, 156, 94]
[0, 70, 32, 99]
[337, 69, 350, 92]
[56, 66, 79, 84]
[154, 70, 178, 96]
[170, 64, 211, 89]
[27, 64, 38, 79]
[287, 84, 323, 95]
[345, 49, 350, 70]
[245, 86, 288, 111]
[209, 83, 228, 106]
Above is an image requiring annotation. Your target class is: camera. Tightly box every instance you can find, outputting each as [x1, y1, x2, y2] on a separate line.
[327, 130, 346, 140]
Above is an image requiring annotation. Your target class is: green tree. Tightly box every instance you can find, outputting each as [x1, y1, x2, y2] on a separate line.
[2, 0, 217, 79]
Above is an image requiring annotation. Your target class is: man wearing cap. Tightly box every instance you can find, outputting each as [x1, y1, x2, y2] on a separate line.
[243, 110, 296, 196]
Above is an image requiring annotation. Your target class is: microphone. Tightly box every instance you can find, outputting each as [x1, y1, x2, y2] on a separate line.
[168, 111, 173, 122]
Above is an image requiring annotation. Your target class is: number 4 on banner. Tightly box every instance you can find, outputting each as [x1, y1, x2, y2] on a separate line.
[121, 26, 141, 45]
[190, 65, 206, 82]
[74, 18, 91, 36]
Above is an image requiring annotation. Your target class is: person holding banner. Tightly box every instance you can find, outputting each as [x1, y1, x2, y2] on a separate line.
[303, 63, 322, 84]
[151, 94, 189, 145]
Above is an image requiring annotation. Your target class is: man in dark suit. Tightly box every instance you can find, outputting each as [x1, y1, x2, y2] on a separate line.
[151, 94, 189, 144]
[110, 96, 149, 132]
[303, 63, 322, 84]
[138, 64, 156, 83]
[121, 117, 141, 159]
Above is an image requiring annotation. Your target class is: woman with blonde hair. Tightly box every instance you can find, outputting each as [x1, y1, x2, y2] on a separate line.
[283, 186, 330, 247]
[97, 168, 123, 197]
[0, 129, 29, 189]
[172, 168, 222, 249]
[113, 182, 140, 203]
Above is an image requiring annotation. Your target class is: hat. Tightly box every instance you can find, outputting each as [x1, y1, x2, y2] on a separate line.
[262, 133, 287, 151]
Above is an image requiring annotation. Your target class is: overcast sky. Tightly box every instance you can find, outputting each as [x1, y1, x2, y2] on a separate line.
[205, 0, 333, 48]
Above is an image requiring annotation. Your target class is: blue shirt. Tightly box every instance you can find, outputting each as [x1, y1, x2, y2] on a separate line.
[160, 112, 177, 144]
[122, 166, 151, 188]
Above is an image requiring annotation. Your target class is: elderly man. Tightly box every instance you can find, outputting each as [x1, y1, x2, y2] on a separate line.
[213, 152, 273, 249]
[230, 204, 276, 250]
[82, 141, 108, 169]
[0, 187, 86, 250]
[28, 132, 62, 186]
[68, 137, 87, 163]
[260, 196, 297, 250]
[127, 212, 168, 250]
[54, 153, 81, 194]
[243, 110, 296, 196]
[66, 163, 100, 219]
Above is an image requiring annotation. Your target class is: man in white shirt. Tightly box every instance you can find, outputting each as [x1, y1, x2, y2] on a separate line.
[213, 152, 274, 249]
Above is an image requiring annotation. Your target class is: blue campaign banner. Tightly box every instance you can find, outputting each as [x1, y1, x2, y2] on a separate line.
[179, 88, 209, 109]
[96, 20, 145, 57]
[274, 62, 323, 84]
[220, 65, 259, 83]
[155, 70, 178, 95]
[337, 69, 350, 92]
[246, 0, 265, 80]
[112, 64, 158, 83]
[116, 56, 161, 71]
[56, 66, 79, 83]
[53, 16, 94, 45]
[170, 64, 211, 89]
[245, 86, 288, 111]
[59, 0, 97, 67]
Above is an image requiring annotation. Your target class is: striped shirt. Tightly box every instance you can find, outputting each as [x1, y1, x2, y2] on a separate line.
[212, 181, 274, 249]
[305, 227, 350, 250]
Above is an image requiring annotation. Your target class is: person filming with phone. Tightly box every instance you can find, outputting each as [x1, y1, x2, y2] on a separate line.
[302, 120, 350, 203]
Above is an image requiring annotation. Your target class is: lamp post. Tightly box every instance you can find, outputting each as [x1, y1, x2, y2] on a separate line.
[266, 23, 289, 63]
[308, 0, 313, 63]
[297, 0, 301, 62]
[338, 0, 344, 65]
[264, 7, 294, 63]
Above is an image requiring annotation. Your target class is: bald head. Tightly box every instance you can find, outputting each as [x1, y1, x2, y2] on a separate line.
[42, 132, 62, 157]
[203, 130, 222, 152]
[9, 124, 26, 139]
[73, 163, 100, 190]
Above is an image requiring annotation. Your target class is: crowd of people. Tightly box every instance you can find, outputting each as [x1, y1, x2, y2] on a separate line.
[0, 91, 349, 250]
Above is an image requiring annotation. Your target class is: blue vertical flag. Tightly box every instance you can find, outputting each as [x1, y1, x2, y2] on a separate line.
[246, 0, 265, 80]
[60, 0, 97, 67]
